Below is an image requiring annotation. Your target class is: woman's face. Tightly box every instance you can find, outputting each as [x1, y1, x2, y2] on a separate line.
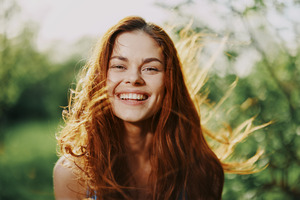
[106, 31, 165, 123]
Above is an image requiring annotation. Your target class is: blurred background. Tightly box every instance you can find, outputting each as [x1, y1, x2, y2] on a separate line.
[0, 0, 299, 199]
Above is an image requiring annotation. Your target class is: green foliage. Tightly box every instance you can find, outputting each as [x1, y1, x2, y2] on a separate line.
[0, 27, 51, 112]
[0, 120, 59, 200]
[0, 26, 82, 121]
[205, 56, 300, 198]
[162, 0, 300, 198]
[0, 0, 82, 121]
[0, 1, 84, 198]
[4, 57, 81, 120]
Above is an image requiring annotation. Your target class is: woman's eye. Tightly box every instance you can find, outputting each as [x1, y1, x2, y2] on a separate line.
[143, 67, 159, 72]
[110, 65, 125, 70]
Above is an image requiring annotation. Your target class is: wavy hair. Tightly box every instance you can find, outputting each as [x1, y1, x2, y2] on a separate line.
[57, 16, 266, 200]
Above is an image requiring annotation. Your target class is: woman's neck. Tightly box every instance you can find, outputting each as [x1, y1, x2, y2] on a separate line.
[123, 120, 153, 189]
[123, 120, 153, 158]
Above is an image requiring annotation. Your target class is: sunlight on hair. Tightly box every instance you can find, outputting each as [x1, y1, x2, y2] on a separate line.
[168, 21, 272, 174]
[55, 18, 273, 199]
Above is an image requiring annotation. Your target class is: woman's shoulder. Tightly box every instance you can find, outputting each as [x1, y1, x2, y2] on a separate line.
[53, 156, 86, 199]
[53, 156, 76, 180]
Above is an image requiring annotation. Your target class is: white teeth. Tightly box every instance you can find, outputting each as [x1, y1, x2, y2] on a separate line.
[119, 93, 147, 100]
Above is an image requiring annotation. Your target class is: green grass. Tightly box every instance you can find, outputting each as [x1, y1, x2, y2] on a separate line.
[0, 120, 60, 200]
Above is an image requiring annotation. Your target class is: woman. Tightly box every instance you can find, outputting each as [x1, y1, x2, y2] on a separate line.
[54, 16, 224, 200]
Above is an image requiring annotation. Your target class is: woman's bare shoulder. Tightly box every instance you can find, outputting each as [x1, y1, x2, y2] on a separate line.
[53, 156, 86, 200]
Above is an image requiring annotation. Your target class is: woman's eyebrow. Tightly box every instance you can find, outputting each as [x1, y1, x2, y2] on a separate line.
[142, 57, 163, 64]
[110, 56, 128, 62]
[110, 56, 163, 65]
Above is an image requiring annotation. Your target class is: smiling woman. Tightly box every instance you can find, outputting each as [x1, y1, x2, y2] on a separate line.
[107, 31, 165, 123]
[53, 16, 224, 200]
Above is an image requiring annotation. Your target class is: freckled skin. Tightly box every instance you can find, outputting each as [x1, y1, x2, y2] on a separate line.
[106, 31, 165, 123]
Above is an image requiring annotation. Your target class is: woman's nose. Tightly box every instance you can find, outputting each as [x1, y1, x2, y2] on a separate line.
[125, 68, 145, 85]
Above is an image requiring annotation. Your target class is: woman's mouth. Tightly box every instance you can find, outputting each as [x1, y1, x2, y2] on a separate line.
[118, 93, 148, 101]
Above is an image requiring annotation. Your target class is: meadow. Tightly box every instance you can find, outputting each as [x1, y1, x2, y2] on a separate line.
[0, 120, 59, 200]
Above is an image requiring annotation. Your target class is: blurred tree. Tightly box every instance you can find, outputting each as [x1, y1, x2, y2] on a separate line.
[0, 0, 88, 199]
[157, 0, 300, 199]
[0, 0, 87, 122]
[0, 0, 52, 120]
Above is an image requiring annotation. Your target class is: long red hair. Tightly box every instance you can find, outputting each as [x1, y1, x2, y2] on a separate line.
[58, 16, 224, 199]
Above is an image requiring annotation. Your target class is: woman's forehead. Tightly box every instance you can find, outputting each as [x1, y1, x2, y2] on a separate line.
[111, 31, 163, 61]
